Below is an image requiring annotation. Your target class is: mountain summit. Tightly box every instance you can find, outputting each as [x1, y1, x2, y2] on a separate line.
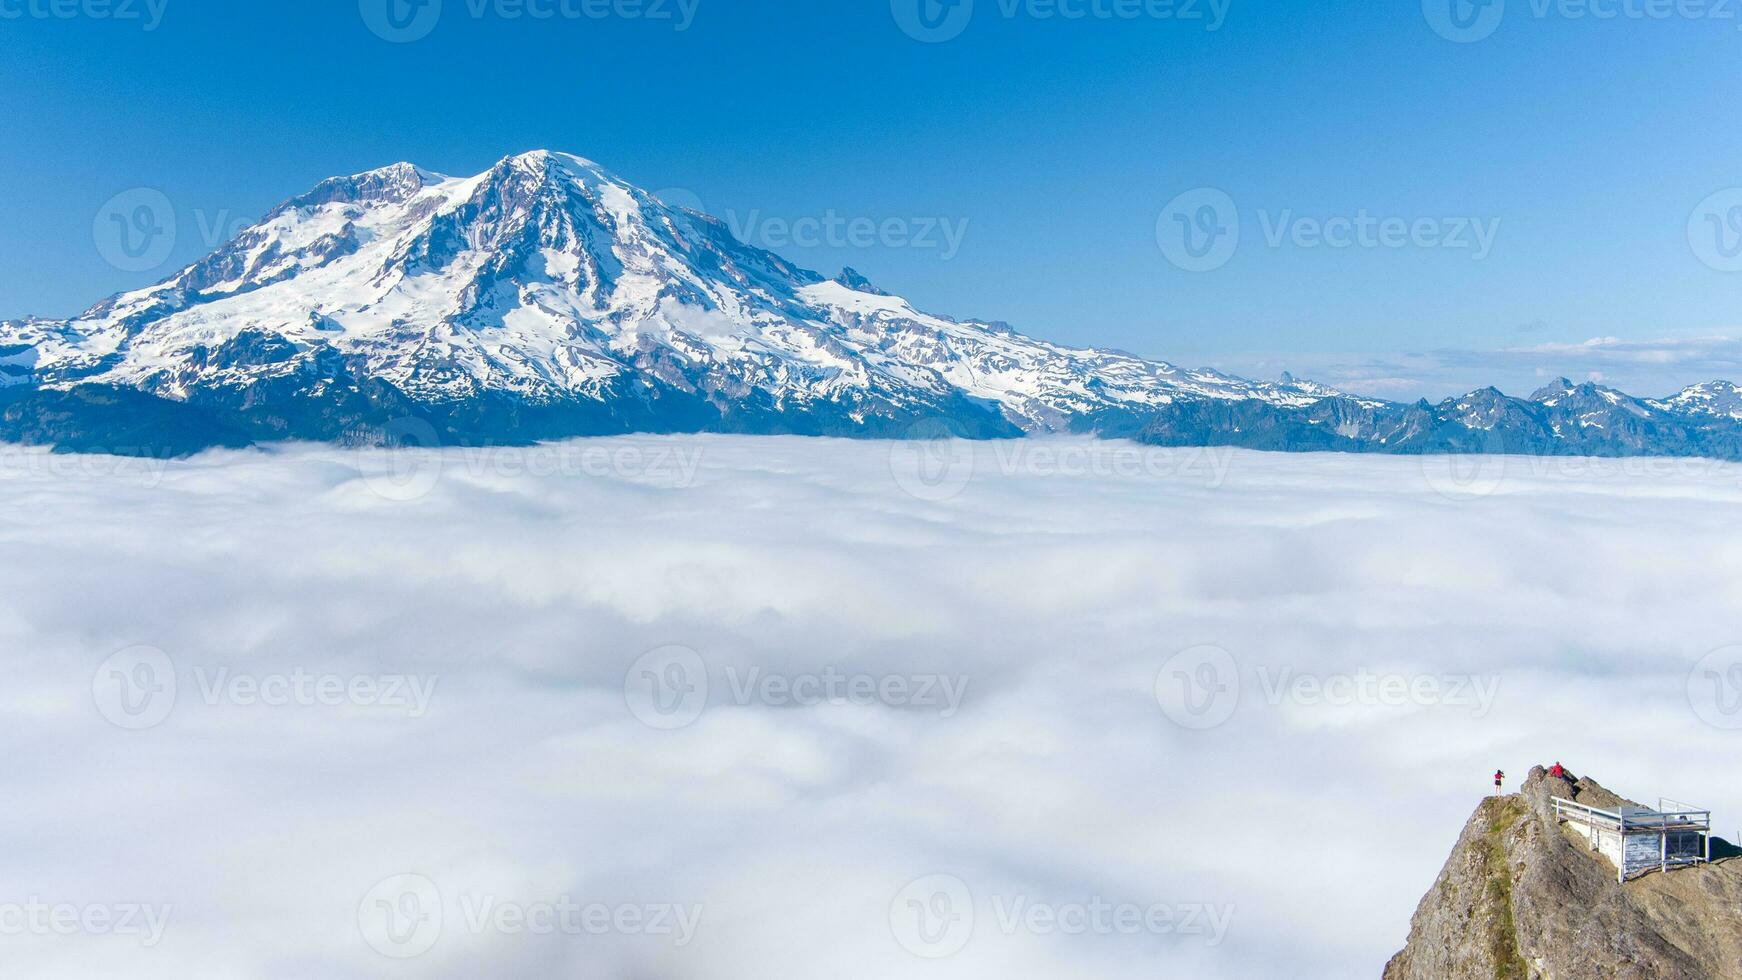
[1386, 767, 1742, 979]
[4, 151, 1742, 456]
[0, 151, 1328, 450]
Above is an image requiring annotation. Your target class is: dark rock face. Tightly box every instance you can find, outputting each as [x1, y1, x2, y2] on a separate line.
[1137, 387, 1742, 461]
[832, 267, 890, 295]
[0, 377, 1021, 457]
[1385, 768, 1742, 980]
[0, 386, 251, 456]
[9, 152, 1742, 456]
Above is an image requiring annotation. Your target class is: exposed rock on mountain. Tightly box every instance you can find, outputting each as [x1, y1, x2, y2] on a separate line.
[0, 151, 1328, 451]
[1137, 380, 1742, 460]
[1385, 767, 1742, 980]
[4, 151, 1742, 457]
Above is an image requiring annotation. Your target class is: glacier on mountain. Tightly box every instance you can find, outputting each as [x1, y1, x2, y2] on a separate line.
[5, 150, 1742, 458]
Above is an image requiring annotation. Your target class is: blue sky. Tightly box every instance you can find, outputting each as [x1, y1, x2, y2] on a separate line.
[4, 0, 1742, 397]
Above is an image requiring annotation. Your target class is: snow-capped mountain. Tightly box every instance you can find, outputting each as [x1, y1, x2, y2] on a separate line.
[1650, 380, 1742, 421]
[0, 151, 1333, 448]
[1137, 376, 1742, 460]
[5, 150, 1742, 459]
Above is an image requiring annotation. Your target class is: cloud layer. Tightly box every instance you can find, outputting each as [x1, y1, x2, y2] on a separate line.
[3, 437, 1741, 978]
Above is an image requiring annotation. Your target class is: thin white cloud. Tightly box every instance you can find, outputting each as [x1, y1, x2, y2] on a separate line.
[1220, 333, 1742, 401]
[2, 437, 1741, 978]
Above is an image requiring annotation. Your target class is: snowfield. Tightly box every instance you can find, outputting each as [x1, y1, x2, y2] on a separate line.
[3, 437, 1741, 978]
[0, 152, 1332, 435]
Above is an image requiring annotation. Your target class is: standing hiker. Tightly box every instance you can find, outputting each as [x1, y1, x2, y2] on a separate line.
[1494, 769, 1505, 795]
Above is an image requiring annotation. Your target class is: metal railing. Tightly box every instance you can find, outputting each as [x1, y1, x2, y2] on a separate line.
[1553, 796, 1711, 883]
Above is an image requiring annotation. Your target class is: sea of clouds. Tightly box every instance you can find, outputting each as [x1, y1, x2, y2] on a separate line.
[3, 435, 1741, 978]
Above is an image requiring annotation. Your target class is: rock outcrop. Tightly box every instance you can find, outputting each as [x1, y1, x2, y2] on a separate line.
[1385, 766, 1742, 979]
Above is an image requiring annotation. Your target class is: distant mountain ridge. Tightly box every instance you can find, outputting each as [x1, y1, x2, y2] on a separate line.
[1138, 378, 1742, 460]
[2, 149, 1740, 457]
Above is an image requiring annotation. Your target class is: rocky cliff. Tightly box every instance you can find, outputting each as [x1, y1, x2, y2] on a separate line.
[1385, 767, 1742, 979]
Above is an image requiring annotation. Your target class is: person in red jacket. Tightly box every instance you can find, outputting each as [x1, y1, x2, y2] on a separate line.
[1493, 769, 1505, 794]
[1549, 761, 1566, 778]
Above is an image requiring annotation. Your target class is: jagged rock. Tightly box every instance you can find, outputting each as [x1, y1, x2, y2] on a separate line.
[1385, 767, 1742, 979]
